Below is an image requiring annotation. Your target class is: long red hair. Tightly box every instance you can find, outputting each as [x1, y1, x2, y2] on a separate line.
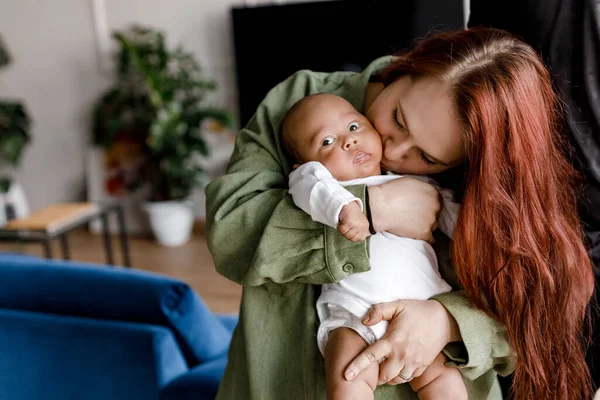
[382, 28, 595, 399]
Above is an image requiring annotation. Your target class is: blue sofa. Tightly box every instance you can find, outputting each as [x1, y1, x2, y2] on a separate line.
[0, 253, 237, 400]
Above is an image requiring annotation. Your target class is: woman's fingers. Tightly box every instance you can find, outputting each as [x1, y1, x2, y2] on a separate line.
[387, 376, 405, 386]
[378, 358, 412, 385]
[362, 301, 404, 326]
[412, 366, 427, 379]
[384, 365, 418, 386]
[393, 364, 417, 385]
[386, 366, 425, 386]
[344, 339, 392, 381]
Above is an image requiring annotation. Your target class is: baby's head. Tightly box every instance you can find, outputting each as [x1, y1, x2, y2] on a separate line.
[281, 93, 382, 181]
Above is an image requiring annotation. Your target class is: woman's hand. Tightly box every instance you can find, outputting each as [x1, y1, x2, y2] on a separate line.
[343, 299, 461, 385]
[368, 178, 441, 243]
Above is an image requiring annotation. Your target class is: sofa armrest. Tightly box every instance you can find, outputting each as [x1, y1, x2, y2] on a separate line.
[0, 254, 232, 366]
[217, 314, 238, 333]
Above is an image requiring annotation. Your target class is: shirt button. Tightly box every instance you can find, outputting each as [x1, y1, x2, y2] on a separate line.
[343, 263, 353, 273]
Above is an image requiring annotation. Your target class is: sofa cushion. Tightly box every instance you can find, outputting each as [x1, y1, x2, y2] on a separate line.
[0, 308, 188, 400]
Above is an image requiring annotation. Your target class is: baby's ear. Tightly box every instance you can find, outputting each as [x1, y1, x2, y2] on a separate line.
[293, 163, 301, 170]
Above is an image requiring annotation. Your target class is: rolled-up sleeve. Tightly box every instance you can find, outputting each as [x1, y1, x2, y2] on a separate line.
[433, 291, 516, 380]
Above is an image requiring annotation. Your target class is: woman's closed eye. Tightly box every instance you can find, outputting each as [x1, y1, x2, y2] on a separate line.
[393, 107, 438, 166]
[392, 107, 406, 131]
[419, 150, 437, 166]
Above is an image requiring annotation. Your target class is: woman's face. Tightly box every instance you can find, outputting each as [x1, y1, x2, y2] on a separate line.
[365, 75, 466, 175]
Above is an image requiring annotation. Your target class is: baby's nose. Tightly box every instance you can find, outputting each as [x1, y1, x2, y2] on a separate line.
[344, 138, 358, 149]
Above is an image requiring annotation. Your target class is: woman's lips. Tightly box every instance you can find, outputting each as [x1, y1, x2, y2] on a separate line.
[354, 150, 371, 164]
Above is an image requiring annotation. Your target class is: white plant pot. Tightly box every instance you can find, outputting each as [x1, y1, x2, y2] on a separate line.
[0, 181, 30, 227]
[144, 199, 194, 247]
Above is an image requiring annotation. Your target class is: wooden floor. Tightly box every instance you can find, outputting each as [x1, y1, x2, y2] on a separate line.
[0, 229, 242, 314]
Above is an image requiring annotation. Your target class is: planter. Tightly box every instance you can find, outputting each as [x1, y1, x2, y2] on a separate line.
[0, 181, 29, 227]
[144, 199, 194, 247]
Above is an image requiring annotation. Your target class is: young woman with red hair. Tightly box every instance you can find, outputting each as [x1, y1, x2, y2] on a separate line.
[346, 28, 596, 400]
[206, 27, 595, 399]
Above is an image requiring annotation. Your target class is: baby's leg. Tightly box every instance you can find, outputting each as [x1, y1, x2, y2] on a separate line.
[409, 352, 467, 400]
[324, 327, 379, 400]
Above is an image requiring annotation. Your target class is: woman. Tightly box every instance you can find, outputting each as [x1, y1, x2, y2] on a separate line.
[343, 28, 596, 400]
[206, 28, 595, 399]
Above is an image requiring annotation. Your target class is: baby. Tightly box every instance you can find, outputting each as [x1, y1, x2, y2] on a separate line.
[282, 93, 467, 400]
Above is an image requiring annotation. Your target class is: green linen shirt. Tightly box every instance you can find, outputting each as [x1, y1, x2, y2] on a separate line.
[205, 56, 516, 400]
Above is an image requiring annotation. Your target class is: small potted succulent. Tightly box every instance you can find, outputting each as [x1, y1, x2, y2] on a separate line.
[92, 26, 233, 246]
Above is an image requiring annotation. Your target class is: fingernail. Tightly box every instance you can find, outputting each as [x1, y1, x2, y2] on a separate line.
[362, 316, 370, 324]
[345, 371, 355, 381]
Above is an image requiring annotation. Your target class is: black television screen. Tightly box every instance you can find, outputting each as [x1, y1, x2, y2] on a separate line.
[231, 0, 464, 127]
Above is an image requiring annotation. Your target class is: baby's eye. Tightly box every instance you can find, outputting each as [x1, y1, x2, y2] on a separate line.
[321, 137, 335, 147]
[348, 122, 360, 132]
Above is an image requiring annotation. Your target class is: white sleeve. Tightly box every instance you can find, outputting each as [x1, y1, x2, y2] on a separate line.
[288, 161, 362, 229]
[437, 187, 460, 239]
[412, 175, 460, 239]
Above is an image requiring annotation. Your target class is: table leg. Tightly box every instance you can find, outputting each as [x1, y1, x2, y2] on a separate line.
[42, 238, 52, 259]
[115, 204, 131, 267]
[100, 211, 114, 266]
[60, 233, 70, 260]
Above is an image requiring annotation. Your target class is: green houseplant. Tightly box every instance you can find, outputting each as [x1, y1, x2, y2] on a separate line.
[0, 34, 31, 225]
[0, 102, 31, 193]
[92, 25, 233, 246]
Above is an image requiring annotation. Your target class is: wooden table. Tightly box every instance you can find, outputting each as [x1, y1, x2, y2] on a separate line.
[0, 202, 131, 267]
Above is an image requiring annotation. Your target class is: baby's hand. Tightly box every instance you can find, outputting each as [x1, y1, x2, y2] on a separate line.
[338, 202, 370, 242]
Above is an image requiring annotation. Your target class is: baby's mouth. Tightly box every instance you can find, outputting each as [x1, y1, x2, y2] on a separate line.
[354, 150, 371, 164]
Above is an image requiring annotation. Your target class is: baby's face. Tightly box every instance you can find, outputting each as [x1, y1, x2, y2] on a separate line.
[290, 95, 382, 181]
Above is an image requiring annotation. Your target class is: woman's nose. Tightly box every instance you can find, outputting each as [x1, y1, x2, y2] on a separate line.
[384, 138, 413, 160]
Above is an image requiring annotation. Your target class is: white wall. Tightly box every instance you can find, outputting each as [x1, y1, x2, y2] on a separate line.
[0, 0, 284, 216]
[0, 0, 111, 209]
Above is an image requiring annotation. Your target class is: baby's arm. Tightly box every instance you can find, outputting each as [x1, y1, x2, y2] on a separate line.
[288, 162, 370, 241]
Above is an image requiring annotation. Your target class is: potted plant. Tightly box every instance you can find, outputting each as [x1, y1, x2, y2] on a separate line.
[0, 35, 31, 226]
[92, 26, 233, 246]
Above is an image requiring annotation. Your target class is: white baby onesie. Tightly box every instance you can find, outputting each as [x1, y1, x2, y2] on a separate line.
[288, 161, 459, 355]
